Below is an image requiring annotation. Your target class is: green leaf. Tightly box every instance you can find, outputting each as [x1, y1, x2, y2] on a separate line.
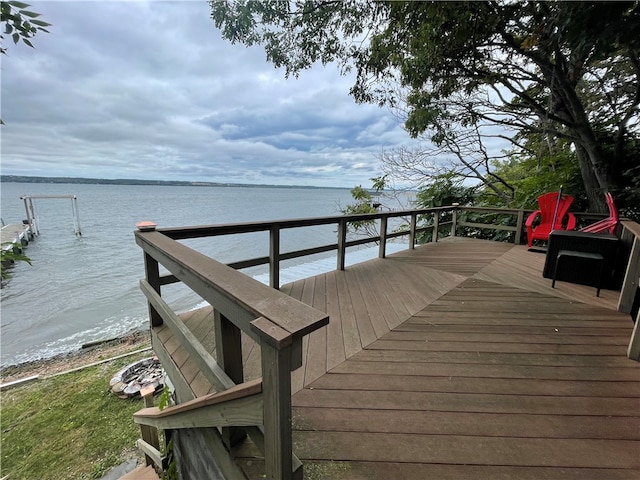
[11, 31, 18, 44]
[7, 1, 31, 8]
[30, 18, 50, 27]
[22, 37, 33, 47]
[19, 9, 40, 18]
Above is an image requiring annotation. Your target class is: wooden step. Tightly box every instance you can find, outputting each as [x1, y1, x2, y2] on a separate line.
[118, 465, 159, 480]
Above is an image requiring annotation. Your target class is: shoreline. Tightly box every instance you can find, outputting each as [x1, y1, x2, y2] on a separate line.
[0, 330, 151, 385]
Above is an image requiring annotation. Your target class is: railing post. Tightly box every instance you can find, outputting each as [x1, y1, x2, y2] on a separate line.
[432, 212, 440, 243]
[214, 309, 246, 448]
[144, 253, 163, 327]
[379, 215, 388, 258]
[618, 228, 639, 314]
[261, 342, 294, 480]
[140, 386, 160, 467]
[409, 213, 417, 249]
[270, 224, 281, 289]
[628, 307, 640, 361]
[337, 218, 347, 271]
[515, 209, 524, 245]
[450, 204, 459, 237]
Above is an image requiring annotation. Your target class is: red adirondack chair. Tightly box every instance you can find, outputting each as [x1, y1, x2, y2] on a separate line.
[526, 191, 577, 248]
[579, 192, 619, 234]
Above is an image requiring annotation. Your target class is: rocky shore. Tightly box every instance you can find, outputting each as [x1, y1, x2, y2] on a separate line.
[0, 330, 151, 385]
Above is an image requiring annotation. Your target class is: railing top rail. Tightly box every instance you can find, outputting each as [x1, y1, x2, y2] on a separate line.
[157, 206, 460, 240]
[459, 206, 525, 214]
[621, 219, 640, 237]
[135, 230, 328, 345]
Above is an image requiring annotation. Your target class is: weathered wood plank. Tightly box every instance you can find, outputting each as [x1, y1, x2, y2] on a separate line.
[304, 275, 328, 387]
[324, 270, 346, 370]
[292, 407, 640, 440]
[383, 330, 630, 345]
[394, 323, 632, 336]
[367, 338, 629, 355]
[350, 264, 392, 338]
[352, 348, 636, 368]
[299, 462, 639, 480]
[293, 388, 639, 417]
[308, 372, 640, 397]
[334, 271, 361, 359]
[135, 387, 263, 430]
[341, 269, 377, 348]
[292, 431, 639, 469]
[118, 465, 160, 480]
[329, 359, 639, 381]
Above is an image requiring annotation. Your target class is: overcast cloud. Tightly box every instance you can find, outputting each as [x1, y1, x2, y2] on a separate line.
[0, 0, 417, 188]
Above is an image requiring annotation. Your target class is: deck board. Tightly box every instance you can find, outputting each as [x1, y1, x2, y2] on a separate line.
[151, 237, 639, 479]
[324, 270, 346, 370]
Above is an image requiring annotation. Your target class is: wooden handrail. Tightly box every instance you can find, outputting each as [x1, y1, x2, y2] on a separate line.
[151, 205, 528, 288]
[134, 379, 263, 430]
[619, 220, 640, 361]
[136, 379, 262, 420]
[135, 226, 328, 479]
[135, 230, 329, 344]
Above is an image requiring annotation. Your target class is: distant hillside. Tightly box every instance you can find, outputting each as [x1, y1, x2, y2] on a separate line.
[0, 175, 339, 190]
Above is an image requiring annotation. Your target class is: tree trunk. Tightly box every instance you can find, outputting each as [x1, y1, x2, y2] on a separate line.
[575, 144, 607, 212]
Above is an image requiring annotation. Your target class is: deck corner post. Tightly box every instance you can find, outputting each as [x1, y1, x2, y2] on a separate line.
[270, 224, 281, 290]
[515, 209, 524, 245]
[144, 252, 163, 327]
[337, 218, 347, 271]
[261, 342, 295, 480]
[409, 213, 417, 249]
[432, 212, 440, 242]
[379, 216, 388, 258]
[450, 204, 459, 237]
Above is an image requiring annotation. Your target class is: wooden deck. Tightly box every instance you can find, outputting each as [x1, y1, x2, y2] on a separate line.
[155, 237, 639, 479]
[0, 223, 32, 250]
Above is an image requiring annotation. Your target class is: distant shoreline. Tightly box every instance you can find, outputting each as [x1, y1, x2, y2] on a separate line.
[0, 175, 347, 190]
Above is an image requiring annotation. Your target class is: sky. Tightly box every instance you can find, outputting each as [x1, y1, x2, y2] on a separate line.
[0, 0, 414, 188]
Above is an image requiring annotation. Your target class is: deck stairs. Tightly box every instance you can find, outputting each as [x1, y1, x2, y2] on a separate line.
[118, 465, 159, 480]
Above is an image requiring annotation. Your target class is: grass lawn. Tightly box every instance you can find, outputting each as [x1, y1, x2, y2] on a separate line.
[1, 352, 151, 479]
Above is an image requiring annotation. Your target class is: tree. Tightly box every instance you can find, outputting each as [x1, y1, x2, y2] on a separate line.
[1, 1, 50, 54]
[413, 173, 479, 242]
[1, 1, 50, 125]
[380, 89, 519, 204]
[210, 1, 639, 212]
[340, 177, 385, 238]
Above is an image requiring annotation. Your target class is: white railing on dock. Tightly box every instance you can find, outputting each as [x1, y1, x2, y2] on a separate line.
[20, 194, 82, 236]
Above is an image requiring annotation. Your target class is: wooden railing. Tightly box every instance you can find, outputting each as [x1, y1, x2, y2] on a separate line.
[133, 205, 640, 478]
[156, 205, 529, 289]
[618, 221, 640, 360]
[134, 227, 329, 480]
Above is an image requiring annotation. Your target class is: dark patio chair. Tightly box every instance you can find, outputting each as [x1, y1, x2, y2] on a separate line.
[543, 230, 620, 295]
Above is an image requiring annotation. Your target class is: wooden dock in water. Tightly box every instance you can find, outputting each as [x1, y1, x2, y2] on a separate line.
[0, 223, 33, 251]
[154, 237, 639, 479]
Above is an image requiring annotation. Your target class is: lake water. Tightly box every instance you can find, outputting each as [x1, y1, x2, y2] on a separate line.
[0, 182, 409, 367]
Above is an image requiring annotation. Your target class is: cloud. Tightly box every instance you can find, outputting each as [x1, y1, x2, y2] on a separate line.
[1, 0, 411, 187]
